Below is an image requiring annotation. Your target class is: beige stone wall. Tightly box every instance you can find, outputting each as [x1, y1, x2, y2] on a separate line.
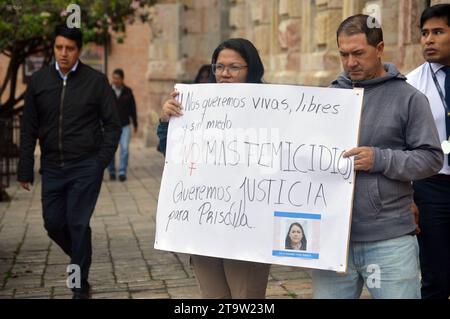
[143, 0, 441, 107]
[2, 0, 449, 146]
[108, 20, 152, 140]
[142, 0, 231, 145]
[141, 0, 444, 144]
[225, 0, 434, 86]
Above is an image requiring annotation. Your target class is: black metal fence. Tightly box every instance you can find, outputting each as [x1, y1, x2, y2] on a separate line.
[0, 115, 21, 201]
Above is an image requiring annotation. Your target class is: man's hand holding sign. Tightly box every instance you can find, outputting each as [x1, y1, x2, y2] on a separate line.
[344, 147, 374, 171]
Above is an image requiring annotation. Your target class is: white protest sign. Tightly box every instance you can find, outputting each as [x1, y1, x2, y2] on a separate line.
[155, 83, 363, 272]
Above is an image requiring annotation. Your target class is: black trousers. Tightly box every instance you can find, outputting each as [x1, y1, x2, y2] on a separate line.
[413, 177, 450, 299]
[41, 156, 103, 291]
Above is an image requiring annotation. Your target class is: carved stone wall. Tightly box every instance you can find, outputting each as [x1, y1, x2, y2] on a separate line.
[1, 0, 444, 147]
[142, 0, 445, 144]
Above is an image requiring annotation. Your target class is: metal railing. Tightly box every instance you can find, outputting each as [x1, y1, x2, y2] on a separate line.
[0, 114, 21, 201]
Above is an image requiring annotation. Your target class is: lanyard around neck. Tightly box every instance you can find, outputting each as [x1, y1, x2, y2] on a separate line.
[429, 62, 450, 116]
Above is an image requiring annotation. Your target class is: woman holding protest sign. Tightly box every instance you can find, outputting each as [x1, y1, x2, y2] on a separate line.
[156, 38, 271, 299]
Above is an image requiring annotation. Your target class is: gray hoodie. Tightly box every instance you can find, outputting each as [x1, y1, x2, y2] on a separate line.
[331, 63, 443, 242]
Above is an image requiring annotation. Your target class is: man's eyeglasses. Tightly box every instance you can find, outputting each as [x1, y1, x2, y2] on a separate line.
[212, 63, 248, 76]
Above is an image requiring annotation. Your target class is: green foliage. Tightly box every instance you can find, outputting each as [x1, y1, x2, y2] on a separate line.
[0, 0, 156, 53]
[0, 0, 156, 116]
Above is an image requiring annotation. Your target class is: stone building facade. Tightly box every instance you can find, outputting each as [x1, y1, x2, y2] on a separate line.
[140, 0, 447, 144]
[1, 0, 448, 146]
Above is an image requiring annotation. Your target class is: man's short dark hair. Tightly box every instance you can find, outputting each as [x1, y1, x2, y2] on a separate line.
[420, 4, 450, 29]
[336, 14, 383, 47]
[54, 25, 83, 49]
[113, 69, 124, 79]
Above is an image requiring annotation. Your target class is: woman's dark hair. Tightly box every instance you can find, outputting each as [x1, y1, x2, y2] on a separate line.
[285, 222, 307, 251]
[210, 38, 264, 83]
[420, 4, 450, 29]
[194, 64, 212, 83]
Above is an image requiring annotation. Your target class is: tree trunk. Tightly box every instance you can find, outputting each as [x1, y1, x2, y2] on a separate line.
[0, 52, 22, 118]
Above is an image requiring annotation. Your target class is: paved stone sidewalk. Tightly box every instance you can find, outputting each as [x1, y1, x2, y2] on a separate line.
[0, 143, 337, 299]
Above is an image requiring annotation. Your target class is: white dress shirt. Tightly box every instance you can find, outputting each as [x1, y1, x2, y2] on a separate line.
[407, 62, 450, 175]
[55, 60, 79, 81]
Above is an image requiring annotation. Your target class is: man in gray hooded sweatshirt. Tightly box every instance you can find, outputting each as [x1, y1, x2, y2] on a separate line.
[312, 14, 443, 299]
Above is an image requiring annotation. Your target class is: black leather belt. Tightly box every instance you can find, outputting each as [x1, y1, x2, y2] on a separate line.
[429, 174, 450, 181]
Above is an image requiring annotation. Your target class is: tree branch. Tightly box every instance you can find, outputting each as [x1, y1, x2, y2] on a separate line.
[0, 60, 12, 98]
[14, 92, 25, 105]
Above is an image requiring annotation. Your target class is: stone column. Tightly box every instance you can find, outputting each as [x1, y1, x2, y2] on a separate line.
[182, 0, 230, 79]
[342, 0, 360, 18]
[250, 0, 275, 69]
[144, 2, 182, 147]
[144, 0, 231, 147]
[296, 0, 343, 86]
[229, 0, 248, 39]
[228, 0, 279, 82]
[396, 0, 428, 73]
[271, 0, 302, 84]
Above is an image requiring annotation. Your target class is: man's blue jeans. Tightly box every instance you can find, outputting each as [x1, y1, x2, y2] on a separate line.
[108, 125, 131, 177]
[312, 235, 421, 299]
